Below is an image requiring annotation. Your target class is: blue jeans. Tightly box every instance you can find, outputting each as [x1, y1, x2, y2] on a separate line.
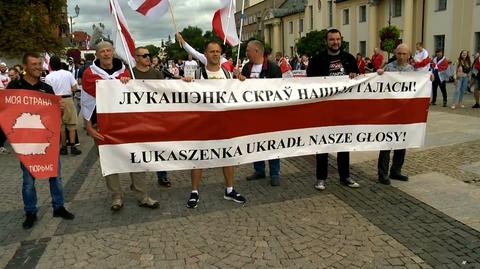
[453, 76, 469, 104]
[156, 171, 167, 180]
[20, 161, 64, 214]
[253, 159, 280, 177]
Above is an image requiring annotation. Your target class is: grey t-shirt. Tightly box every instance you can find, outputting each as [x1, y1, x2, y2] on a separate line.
[384, 61, 415, 72]
[132, 67, 165, 79]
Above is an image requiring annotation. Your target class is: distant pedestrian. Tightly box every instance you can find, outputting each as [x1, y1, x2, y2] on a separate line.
[413, 42, 431, 71]
[371, 48, 384, 71]
[356, 53, 366, 74]
[451, 50, 471, 109]
[430, 49, 449, 107]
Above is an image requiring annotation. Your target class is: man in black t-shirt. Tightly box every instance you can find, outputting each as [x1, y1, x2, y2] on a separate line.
[7, 52, 74, 229]
[307, 29, 360, 191]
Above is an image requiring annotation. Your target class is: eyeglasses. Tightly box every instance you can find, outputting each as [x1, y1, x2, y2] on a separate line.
[136, 54, 151, 58]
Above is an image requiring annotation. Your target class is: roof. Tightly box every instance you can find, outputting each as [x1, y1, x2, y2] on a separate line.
[273, 0, 306, 17]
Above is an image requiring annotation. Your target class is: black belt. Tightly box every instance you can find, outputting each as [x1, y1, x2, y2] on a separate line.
[61, 95, 72, 98]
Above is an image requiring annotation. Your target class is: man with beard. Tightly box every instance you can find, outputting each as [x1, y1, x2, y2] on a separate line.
[306, 29, 360, 191]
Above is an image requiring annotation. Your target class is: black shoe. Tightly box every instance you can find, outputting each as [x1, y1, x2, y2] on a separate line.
[70, 146, 82, 155]
[186, 192, 199, 209]
[270, 176, 280, 186]
[442, 102, 447, 107]
[53, 206, 75, 220]
[378, 176, 391, 185]
[224, 189, 246, 203]
[430, 102, 436, 106]
[60, 146, 68, 155]
[390, 173, 409, 181]
[246, 172, 265, 181]
[340, 178, 360, 188]
[472, 103, 480, 108]
[157, 178, 172, 188]
[22, 213, 37, 229]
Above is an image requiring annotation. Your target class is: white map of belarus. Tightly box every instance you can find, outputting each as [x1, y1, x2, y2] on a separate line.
[9, 113, 53, 155]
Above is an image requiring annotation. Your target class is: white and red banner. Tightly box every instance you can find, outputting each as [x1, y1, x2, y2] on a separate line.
[110, 0, 136, 65]
[212, 0, 240, 46]
[0, 90, 61, 178]
[128, 0, 170, 18]
[95, 72, 431, 176]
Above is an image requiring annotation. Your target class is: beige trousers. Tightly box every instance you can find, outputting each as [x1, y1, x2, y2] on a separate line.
[105, 172, 148, 201]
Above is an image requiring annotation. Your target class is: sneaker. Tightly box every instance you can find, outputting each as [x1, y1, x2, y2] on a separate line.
[22, 213, 37, 229]
[0, 147, 10, 154]
[70, 146, 82, 155]
[59, 146, 68, 155]
[157, 177, 172, 188]
[270, 176, 280, 186]
[340, 178, 360, 188]
[111, 198, 124, 211]
[53, 206, 75, 219]
[390, 173, 409, 181]
[138, 197, 160, 209]
[378, 176, 391, 185]
[472, 103, 480, 108]
[186, 192, 199, 209]
[246, 172, 266, 181]
[314, 180, 326, 190]
[224, 189, 246, 203]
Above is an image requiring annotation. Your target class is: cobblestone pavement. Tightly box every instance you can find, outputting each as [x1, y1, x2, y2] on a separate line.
[0, 83, 479, 268]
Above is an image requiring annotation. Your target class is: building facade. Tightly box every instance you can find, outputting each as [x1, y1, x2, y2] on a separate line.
[237, 0, 480, 60]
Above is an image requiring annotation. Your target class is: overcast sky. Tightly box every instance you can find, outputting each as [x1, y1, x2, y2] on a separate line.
[69, 0, 224, 46]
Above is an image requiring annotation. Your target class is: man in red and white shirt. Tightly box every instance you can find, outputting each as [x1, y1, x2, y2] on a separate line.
[371, 48, 384, 71]
[414, 42, 431, 71]
[430, 49, 449, 106]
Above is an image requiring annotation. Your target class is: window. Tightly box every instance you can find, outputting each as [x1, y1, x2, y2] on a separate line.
[343, 9, 349, 25]
[437, 0, 447, 11]
[344, 41, 350, 53]
[359, 5, 367, 22]
[328, 0, 333, 27]
[477, 0, 480, 5]
[359, 41, 367, 57]
[309, 6, 314, 30]
[289, 21, 293, 34]
[434, 35, 445, 52]
[290, 46, 294, 58]
[392, 0, 402, 17]
[318, 0, 322, 10]
[299, 19, 304, 33]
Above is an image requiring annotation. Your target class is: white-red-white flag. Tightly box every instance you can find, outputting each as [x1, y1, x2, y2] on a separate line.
[212, 0, 240, 46]
[110, 0, 136, 65]
[128, 0, 170, 18]
[43, 53, 51, 72]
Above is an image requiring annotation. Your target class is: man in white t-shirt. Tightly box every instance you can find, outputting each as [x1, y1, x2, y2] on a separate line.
[182, 40, 246, 209]
[0, 62, 10, 89]
[45, 56, 81, 155]
[182, 54, 198, 78]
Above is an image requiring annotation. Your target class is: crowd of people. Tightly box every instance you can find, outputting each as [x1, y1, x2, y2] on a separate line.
[1, 28, 480, 229]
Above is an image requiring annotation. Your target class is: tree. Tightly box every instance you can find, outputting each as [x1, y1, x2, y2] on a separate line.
[0, 0, 66, 58]
[379, 26, 401, 54]
[296, 29, 348, 57]
[145, 44, 160, 57]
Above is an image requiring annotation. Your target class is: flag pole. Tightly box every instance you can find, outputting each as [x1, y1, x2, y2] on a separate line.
[223, 0, 234, 45]
[167, 0, 182, 48]
[235, 0, 245, 70]
[109, 0, 136, 79]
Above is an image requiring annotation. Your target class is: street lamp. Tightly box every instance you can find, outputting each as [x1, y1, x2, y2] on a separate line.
[70, 4, 80, 45]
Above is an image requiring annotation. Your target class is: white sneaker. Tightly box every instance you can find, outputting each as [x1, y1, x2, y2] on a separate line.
[314, 180, 326, 190]
[0, 147, 10, 154]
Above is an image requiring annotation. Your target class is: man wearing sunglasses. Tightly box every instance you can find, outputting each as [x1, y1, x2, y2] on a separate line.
[132, 47, 171, 188]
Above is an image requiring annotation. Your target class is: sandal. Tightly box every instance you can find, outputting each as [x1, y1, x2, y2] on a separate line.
[158, 178, 172, 188]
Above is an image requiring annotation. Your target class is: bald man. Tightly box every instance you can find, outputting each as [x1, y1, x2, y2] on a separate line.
[376, 44, 414, 185]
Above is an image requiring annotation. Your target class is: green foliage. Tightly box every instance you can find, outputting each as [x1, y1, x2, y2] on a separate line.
[0, 0, 65, 58]
[296, 29, 348, 57]
[145, 44, 160, 58]
[164, 26, 237, 62]
[379, 26, 401, 53]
